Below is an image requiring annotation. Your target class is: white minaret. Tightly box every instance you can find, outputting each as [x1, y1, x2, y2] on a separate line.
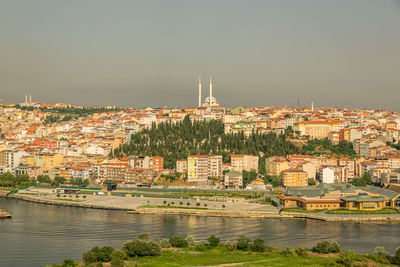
[209, 75, 213, 107]
[198, 75, 202, 107]
[29, 93, 32, 103]
[25, 93, 27, 103]
[311, 101, 314, 112]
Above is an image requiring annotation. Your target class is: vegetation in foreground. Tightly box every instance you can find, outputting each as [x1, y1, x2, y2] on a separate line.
[326, 208, 399, 214]
[48, 234, 400, 267]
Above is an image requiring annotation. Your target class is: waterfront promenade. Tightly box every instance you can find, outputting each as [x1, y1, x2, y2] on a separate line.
[2, 188, 400, 223]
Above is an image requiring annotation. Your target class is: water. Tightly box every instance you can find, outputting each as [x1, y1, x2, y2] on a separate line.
[1, 197, 399, 267]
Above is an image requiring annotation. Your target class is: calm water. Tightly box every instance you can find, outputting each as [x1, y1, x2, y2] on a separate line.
[1, 197, 400, 267]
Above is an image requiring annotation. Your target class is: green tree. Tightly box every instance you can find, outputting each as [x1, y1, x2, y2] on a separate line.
[207, 235, 220, 247]
[36, 175, 51, 184]
[122, 239, 161, 257]
[236, 236, 251, 250]
[110, 250, 127, 267]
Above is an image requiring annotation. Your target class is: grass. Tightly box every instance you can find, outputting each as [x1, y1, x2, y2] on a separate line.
[55, 199, 84, 202]
[124, 247, 370, 267]
[283, 208, 326, 213]
[138, 205, 208, 210]
[326, 208, 399, 214]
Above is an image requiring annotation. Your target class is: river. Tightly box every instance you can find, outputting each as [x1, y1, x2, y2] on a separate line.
[1, 197, 399, 267]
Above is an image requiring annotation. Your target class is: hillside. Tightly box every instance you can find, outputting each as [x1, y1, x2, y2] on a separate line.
[113, 116, 301, 169]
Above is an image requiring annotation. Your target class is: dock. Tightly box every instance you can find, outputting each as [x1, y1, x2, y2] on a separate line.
[0, 209, 11, 219]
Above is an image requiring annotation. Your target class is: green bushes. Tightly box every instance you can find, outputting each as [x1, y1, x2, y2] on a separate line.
[169, 236, 189, 248]
[62, 258, 77, 267]
[250, 239, 266, 252]
[56, 193, 60, 197]
[207, 235, 220, 247]
[312, 241, 341, 254]
[280, 247, 296, 256]
[236, 236, 251, 250]
[82, 246, 114, 264]
[122, 238, 161, 257]
[110, 249, 127, 267]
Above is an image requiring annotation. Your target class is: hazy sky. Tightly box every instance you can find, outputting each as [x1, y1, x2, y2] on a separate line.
[1, 0, 400, 110]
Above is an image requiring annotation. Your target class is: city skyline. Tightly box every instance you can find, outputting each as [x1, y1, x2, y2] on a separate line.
[1, 1, 400, 110]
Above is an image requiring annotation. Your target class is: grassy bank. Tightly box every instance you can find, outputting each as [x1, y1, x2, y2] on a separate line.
[326, 208, 399, 214]
[48, 235, 400, 267]
[138, 205, 208, 210]
[283, 208, 326, 213]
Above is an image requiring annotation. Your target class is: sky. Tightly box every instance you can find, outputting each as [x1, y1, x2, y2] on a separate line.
[1, 0, 400, 110]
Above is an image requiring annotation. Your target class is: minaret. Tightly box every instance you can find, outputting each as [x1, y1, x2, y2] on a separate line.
[209, 75, 213, 107]
[25, 93, 27, 103]
[198, 76, 202, 107]
[29, 93, 32, 103]
[311, 101, 314, 112]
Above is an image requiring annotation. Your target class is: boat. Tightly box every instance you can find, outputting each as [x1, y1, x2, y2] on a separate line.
[0, 209, 11, 219]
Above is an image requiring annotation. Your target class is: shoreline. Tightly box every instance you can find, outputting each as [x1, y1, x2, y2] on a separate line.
[2, 193, 400, 223]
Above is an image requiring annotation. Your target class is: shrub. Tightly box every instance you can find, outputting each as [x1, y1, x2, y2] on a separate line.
[63, 195, 66, 197]
[69, 195, 72, 197]
[169, 236, 189, 248]
[171, 201, 174, 205]
[312, 241, 341, 254]
[394, 247, 400, 265]
[76, 195, 79, 198]
[187, 202, 190, 206]
[374, 246, 389, 258]
[110, 249, 127, 267]
[204, 203, 208, 207]
[207, 235, 220, 247]
[138, 233, 149, 240]
[57, 193, 60, 197]
[295, 247, 308, 257]
[180, 201, 183, 205]
[83, 195, 87, 199]
[196, 202, 200, 207]
[280, 247, 296, 256]
[122, 239, 161, 257]
[336, 251, 363, 267]
[222, 204, 226, 208]
[185, 235, 196, 246]
[62, 258, 76, 267]
[159, 239, 171, 248]
[236, 236, 251, 250]
[82, 246, 115, 264]
[250, 239, 266, 252]
[163, 200, 167, 205]
[194, 245, 208, 252]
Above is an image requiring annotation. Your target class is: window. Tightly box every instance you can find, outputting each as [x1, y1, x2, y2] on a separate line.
[363, 203, 375, 209]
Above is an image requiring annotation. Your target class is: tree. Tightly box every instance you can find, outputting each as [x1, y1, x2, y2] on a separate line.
[83, 246, 115, 264]
[62, 258, 77, 267]
[169, 236, 189, 248]
[250, 239, 266, 252]
[236, 236, 251, 250]
[308, 178, 316, 186]
[36, 175, 51, 184]
[54, 176, 66, 185]
[312, 241, 341, 254]
[122, 239, 161, 257]
[207, 235, 220, 247]
[110, 250, 127, 267]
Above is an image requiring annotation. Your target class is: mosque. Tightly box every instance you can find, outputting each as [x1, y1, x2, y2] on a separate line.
[198, 76, 221, 108]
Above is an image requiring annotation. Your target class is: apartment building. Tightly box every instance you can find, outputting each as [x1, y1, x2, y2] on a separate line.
[224, 171, 243, 189]
[294, 120, 344, 139]
[281, 169, 308, 187]
[230, 154, 259, 172]
[187, 155, 222, 182]
[175, 159, 187, 173]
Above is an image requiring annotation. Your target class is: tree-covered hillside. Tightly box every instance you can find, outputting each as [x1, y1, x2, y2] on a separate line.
[113, 116, 301, 169]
